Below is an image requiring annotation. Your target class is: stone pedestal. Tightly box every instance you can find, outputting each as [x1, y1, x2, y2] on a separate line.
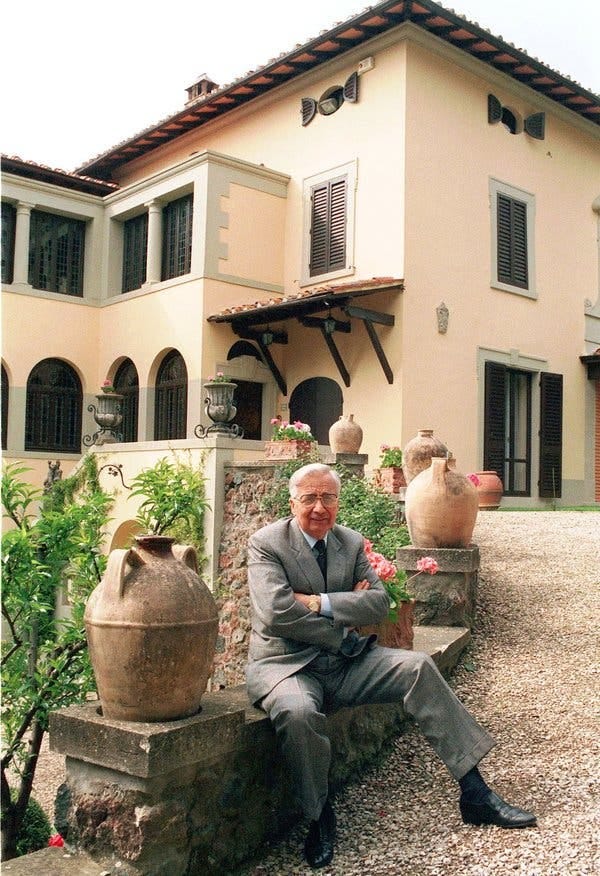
[397, 544, 480, 629]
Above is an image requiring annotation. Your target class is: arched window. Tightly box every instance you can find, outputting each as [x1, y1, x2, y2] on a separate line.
[289, 377, 343, 445]
[1, 364, 8, 449]
[154, 351, 187, 440]
[114, 359, 139, 442]
[25, 359, 82, 452]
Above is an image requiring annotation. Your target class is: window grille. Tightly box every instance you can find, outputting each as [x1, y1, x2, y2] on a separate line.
[161, 195, 193, 281]
[1, 364, 8, 450]
[122, 213, 148, 293]
[114, 359, 139, 442]
[1, 202, 16, 284]
[154, 351, 187, 439]
[28, 211, 85, 296]
[25, 358, 82, 452]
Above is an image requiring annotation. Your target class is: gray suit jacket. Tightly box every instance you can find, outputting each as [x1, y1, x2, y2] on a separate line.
[246, 517, 390, 704]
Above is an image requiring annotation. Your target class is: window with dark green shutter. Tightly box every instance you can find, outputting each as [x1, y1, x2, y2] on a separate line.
[1, 202, 16, 284]
[161, 195, 193, 281]
[154, 350, 187, 440]
[25, 358, 82, 452]
[310, 177, 347, 277]
[497, 193, 528, 289]
[483, 362, 532, 496]
[122, 213, 148, 293]
[539, 372, 563, 498]
[28, 210, 86, 296]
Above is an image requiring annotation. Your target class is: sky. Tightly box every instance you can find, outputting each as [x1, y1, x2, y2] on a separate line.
[3, 0, 599, 172]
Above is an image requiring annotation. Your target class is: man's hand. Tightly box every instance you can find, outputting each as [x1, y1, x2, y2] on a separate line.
[294, 592, 321, 612]
[353, 579, 371, 591]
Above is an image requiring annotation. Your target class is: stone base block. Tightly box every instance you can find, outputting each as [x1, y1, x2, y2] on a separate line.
[397, 545, 480, 628]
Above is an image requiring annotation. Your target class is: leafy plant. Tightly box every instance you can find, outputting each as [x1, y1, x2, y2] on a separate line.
[378, 445, 403, 467]
[14, 797, 51, 857]
[269, 417, 316, 442]
[1, 458, 112, 860]
[129, 454, 209, 557]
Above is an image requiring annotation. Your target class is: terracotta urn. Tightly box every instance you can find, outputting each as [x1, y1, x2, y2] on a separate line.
[264, 440, 315, 460]
[84, 536, 218, 722]
[328, 414, 363, 454]
[402, 429, 448, 484]
[405, 456, 479, 548]
[474, 470, 504, 509]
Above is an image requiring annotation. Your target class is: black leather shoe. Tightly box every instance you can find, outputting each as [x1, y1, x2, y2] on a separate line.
[460, 790, 537, 828]
[304, 799, 336, 868]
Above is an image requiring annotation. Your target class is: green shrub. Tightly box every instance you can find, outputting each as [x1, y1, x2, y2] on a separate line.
[15, 797, 51, 857]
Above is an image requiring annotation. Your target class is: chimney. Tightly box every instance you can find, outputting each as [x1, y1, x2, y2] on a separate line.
[185, 74, 219, 105]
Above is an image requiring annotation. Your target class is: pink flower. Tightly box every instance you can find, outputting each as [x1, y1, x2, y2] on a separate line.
[216, 371, 224, 378]
[48, 834, 64, 847]
[270, 417, 280, 425]
[467, 473, 481, 487]
[102, 379, 111, 387]
[416, 556, 439, 575]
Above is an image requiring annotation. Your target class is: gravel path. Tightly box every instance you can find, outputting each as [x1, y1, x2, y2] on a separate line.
[33, 511, 599, 874]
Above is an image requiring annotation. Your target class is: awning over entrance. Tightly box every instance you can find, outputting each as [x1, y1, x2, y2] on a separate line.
[207, 277, 404, 395]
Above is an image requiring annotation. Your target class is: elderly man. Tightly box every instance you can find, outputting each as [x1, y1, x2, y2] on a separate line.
[246, 463, 535, 869]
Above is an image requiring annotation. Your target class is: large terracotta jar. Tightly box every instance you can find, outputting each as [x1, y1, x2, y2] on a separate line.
[405, 457, 479, 548]
[85, 536, 218, 722]
[402, 429, 448, 484]
[475, 470, 504, 509]
[328, 414, 363, 454]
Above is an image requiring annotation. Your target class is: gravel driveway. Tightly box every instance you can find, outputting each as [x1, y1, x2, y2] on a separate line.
[33, 511, 599, 874]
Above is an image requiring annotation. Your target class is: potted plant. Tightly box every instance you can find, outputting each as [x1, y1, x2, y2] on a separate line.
[374, 444, 406, 493]
[361, 540, 438, 649]
[265, 417, 317, 460]
[84, 456, 218, 722]
[202, 372, 238, 432]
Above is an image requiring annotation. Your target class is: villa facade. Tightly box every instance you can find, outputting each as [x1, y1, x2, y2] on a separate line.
[2, 0, 599, 505]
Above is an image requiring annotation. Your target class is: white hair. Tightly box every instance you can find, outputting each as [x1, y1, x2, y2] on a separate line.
[289, 463, 341, 497]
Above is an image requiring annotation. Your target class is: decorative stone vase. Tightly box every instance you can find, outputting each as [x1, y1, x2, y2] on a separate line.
[474, 470, 504, 509]
[83, 392, 124, 446]
[84, 536, 219, 722]
[264, 440, 316, 460]
[204, 381, 237, 430]
[374, 466, 407, 494]
[361, 600, 414, 649]
[402, 429, 448, 484]
[405, 456, 479, 548]
[328, 414, 363, 454]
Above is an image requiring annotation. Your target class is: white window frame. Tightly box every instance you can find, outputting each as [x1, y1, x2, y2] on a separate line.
[489, 178, 536, 299]
[301, 160, 356, 287]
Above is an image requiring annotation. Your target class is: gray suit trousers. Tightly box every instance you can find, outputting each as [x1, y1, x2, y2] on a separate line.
[260, 645, 495, 820]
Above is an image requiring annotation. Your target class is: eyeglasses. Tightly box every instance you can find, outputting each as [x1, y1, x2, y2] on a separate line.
[293, 492, 339, 507]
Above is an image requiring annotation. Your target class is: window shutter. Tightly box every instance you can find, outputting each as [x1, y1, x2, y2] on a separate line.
[539, 372, 563, 498]
[483, 361, 506, 480]
[309, 178, 347, 277]
[497, 194, 528, 289]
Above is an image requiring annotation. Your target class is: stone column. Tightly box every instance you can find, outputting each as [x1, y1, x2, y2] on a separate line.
[12, 201, 35, 288]
[143, 200, 162, 286]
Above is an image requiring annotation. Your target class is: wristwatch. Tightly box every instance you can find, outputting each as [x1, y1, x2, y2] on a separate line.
[307, 595, 321, 613]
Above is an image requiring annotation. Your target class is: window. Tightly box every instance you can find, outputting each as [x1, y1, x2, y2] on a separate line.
[1, 364, 8, 449]
[114, 359, 139, 442]
[154, 350, 187, 440]
[302, 162, 356, 285]
[122, 213, 148, 292]
[2, 202, 16, 284]
[489, 180, 535, 298]
[161, 195, 193, 281]
[484, 363, 562, 498]
[25, 358, 82, 452]
[28, 210, 86, 296]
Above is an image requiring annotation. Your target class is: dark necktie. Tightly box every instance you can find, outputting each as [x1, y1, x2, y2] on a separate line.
[314, 539, 327, 584]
